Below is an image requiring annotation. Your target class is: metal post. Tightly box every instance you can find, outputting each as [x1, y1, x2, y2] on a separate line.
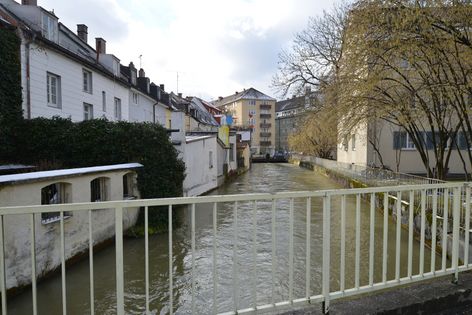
[322, 194, 331, 314]
[115, 207, 124, 315]
[452, 188, 460, 283]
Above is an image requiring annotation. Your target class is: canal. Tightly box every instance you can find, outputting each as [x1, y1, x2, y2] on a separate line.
[6, 163, 442, 314]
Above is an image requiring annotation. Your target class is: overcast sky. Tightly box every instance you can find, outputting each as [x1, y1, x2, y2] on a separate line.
[39, 0, 335, 100]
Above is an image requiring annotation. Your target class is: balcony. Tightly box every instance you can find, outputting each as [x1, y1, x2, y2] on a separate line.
[260, 123, 271, 128]
[260, 104, 272, 110]
[260, 141, 272, 146]
[260, 132, 271, 138]
[260, 113, 271, 119]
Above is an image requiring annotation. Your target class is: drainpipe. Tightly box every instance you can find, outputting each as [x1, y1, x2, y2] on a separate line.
[152, 102, 158, 124]
[25, 38, 31, 119]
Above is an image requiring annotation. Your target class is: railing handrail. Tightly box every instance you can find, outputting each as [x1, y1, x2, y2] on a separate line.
[0, 182, 467, 214]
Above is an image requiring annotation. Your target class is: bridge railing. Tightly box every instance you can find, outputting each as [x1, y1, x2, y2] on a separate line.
[0, 182, 470, 314]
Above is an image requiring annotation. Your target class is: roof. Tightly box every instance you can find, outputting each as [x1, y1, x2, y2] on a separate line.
[0, 163, 143, 185]
[275, 91, 322, 112]
[186, 135, 215, 143]
[212, 88, 276, 107]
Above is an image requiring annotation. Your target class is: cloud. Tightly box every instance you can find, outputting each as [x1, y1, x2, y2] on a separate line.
[39, 0, 336, 100]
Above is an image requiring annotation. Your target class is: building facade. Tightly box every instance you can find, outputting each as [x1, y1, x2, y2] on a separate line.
[0, 0, 171, 126]
[212, 88, 276, 155]
[275, 88, 319, 152]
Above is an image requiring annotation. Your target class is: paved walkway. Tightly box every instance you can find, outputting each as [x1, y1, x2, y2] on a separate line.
[280, 271, 472, 314]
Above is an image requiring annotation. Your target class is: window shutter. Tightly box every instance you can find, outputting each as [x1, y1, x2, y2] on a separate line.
[393, 131, 401, 149]
[425, 131, 434, 150]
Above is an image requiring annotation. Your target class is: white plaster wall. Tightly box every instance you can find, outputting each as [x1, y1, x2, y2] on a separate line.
[25, 43, 129, 122]
[182, 137, 218, 197]
[0, 170, 139, 290]
[336, 121, 369, 166]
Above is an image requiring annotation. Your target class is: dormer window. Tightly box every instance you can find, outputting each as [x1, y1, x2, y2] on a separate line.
[41, 12, 57, 42]
[131, 70, 137, 85]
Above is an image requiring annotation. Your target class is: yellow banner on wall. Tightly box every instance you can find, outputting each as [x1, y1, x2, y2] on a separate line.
[218, 125, 229, 146]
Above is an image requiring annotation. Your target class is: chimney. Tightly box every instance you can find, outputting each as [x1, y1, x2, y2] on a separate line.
[77, 24, 88, 43]
[218, 96, 223, 100]
[292, 94, 296, 99]
[138, 68, 145, 78]
[21, 0, 37, 5]
[95, 38, 106, 54]
[305, 86, 311, 95]
[159, 84, 165, 91]
[178, 93, 182, 98]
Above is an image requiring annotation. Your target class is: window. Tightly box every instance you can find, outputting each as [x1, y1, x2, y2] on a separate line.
[83, 103, 93, 120]
[41, 183, 71, 224]
[249, 100, 256, 105]
[351, 134, 356, 151]
[132, 92, 139, 104]
[91, 177, 110, 202]
[393, 131, 415, 149]
[83, 69, 92, 93]
[41, 13, 57, 41]
[123, 173, 137, 199]
[47, 72, 61, 108]
[342, 135, 349, 151]
[102, 91, 106, 112]
[114, 97, 122, 120]
[209, 151, 213, 168]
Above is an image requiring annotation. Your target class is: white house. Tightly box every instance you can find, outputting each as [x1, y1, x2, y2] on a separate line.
[0, 0, 172, 126]
[0, 163, 142, 290]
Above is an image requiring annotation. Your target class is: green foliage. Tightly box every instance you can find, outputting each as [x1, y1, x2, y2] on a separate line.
[0, 27, 23, 160]
[3, 117, 186, 232]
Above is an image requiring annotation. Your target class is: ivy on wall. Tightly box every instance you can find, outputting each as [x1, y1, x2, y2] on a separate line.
[0, 27, 23, 160]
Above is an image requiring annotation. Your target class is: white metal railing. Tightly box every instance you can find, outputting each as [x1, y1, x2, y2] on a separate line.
[0, 182, 471, 314]
[290, 154, 445, 186]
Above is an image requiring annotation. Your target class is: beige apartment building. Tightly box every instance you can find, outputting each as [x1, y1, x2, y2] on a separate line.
[213, 88, 276, 155]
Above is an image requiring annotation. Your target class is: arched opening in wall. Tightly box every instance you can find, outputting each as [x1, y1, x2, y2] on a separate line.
[40, 182, 72, 224]
[90, 177, 111, 202]
[123, 172, 138, 200]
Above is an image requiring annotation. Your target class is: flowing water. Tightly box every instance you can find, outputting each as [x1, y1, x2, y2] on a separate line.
[6, 163, 443, 314]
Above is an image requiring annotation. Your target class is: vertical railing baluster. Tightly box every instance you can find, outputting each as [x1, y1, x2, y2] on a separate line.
[192, 204, 196, 314]
[30, 214, 37, 315]
[168, 205, 174, 315]
[382, 193, 388, 283]
[431, 189, 438, 274]
[271, 199, 276, 305]
[213, 202, 217, 315]
[252, 200, 257, 309]
[355, 194, 360, 289]
[369, 193, 375, 287]
[88, 210, 94, 315]
[465, 185, 471, 267]
[233, 202, 238, 311]
[306, 197, 311, 300]
[322, 194, 331, 314]
[452, 187, 461, 282]
[340, 195, 346, 292]
[0, 215, 6, 315]
[395, 192, 401, 281]
[442, 189, 449, 272]
[289, 198, 294, 304]
[60, 211, 67, 315]
[407, 191, 414, 278]
[144, 206, 149, 314]
[420, 190, 426, 276]
[115, 207, 124, 315]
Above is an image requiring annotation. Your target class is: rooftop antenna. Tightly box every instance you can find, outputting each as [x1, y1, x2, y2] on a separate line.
[139, 54, 143, 69]
[176, 72, 179, 94]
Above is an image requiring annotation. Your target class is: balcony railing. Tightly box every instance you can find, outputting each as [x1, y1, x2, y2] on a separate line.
[260, 132, 272, 138]
[260, 104, 272, 110]
[260, 123, 271, 128]
[259, 113, 271, 119]
[260, 141, 272, 146]
[0, 182, 470, 314]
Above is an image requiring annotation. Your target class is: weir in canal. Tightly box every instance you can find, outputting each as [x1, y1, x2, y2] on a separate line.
[5, 163, 443, 314]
